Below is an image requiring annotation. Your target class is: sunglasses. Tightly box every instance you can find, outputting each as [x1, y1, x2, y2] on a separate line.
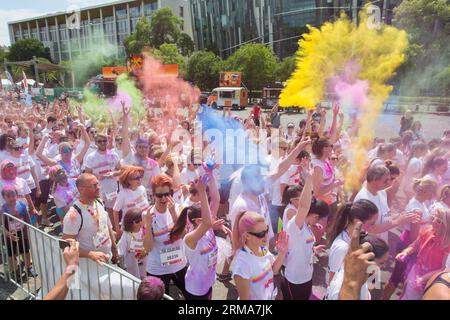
[89, 131, 97, 135]
[129, 175, 143, 181]
[61, 147, 73, 153]
[154, 191, 173, 198]
[248, 227, 269, 239]
[56, 170, 66, 176]
[96, 139, 108, 144]
[13, 146, 23, 151]
[5, 163, 16, 169]
[330, 157, 338, 160]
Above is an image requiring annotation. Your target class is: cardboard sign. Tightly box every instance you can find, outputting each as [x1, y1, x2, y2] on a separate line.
[219, 72, 241, 87]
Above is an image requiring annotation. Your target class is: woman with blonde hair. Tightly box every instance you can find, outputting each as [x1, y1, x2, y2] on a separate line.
[112, 165, 149, 239]
[396, 208, 450, 300]
[231, 211, 288, 300]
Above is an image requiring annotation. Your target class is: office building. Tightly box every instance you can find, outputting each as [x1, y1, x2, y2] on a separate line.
[8, 0, 193, 63]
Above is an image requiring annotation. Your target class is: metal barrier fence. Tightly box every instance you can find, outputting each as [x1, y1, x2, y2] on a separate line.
[0, 212, 173, 300]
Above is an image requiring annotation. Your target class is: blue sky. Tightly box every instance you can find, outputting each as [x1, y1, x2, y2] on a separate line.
[0, 0, 117, 46]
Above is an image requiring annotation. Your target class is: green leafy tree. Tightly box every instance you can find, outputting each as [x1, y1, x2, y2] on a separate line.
[275, 56, 296, 83]
[393, 0, 450, 96]
[150, 8, 182, 48]
[0, 47, 7, 63]
[153, 43, 186, 76]
[186, 51, 223, 91]
[124, 17, 152, 56]
[225, 44, 278, 92]
[177, 33, 195, 57]
[8, 38, 52, 62]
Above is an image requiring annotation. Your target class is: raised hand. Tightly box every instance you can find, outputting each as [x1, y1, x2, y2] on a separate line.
[276, 231, 289, 255]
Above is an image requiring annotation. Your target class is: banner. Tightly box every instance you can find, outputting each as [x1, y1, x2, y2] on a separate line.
[219, 72, 241, 87]
[44, 88, 55, 96]
[158, 64, 179, 77]
[127, 55, 143, 74]
[102, 66, 128, 79]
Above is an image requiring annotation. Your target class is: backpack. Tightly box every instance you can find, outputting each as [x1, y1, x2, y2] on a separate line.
[72, 198, 105, 233]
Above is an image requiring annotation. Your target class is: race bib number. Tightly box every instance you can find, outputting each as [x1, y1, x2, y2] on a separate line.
[130, 240, 144, 253]
[208, 249, 218, 269]
[93, 231, 110, 249]
[160, 246, 182, 267]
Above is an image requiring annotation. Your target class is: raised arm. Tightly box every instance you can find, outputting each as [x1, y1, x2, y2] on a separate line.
[184, 178, 213, 249]
[36, 135, 57, 167]
[268, 137, 311, 182]
[74, 124, 90, 164]
[318, 108, 327, 137]
[328, 103, 339, 141]
[295, 169, 313, 228]
[121, 103, 132, 158]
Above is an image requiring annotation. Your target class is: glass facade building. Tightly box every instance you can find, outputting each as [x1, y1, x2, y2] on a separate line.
[190, 0, 401, 59]
[8, 0, 193, 63]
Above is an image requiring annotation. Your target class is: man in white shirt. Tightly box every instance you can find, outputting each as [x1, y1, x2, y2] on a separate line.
[63, 173, 118, 265]
[354, 165, 419, 242]
[84, 134, 121, 221]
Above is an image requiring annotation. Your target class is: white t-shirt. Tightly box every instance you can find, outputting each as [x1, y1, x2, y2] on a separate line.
[62, 200, 113, 255]
[0, 177, 31, 209]
[402, 157, 423, 194]
[180, 167, 199, 186]
[430, 201, 449, 214]
[231, 248, 276, 300]
[54, 180, 79, 209]
[326, 266, 370, 300]
[113, 186, 149, 222]
[84, 150, 120, 194]
[184, 229, 218, 296]
[311, 157, 336, 203]
[229, 193, 274, 240]
[284, 219, 315, 284]
[122, 153, 160, 190]
[328, 230, 351, 280]
[10, 153, 36, 189]
[354, 187, 390, 242]
[117, 229, 147, 279]
[146, 206, 187, 275]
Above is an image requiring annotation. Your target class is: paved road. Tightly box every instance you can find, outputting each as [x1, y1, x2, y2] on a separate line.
[230, 108, 449, 141]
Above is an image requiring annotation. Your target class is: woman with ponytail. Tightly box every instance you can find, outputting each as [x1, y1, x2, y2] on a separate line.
[327, 199, 379, 285]
[169, 174, 225, 300]
[231, 211, 289, 300]
[382, 178, 437, 300]
[281, 168, 330, 300]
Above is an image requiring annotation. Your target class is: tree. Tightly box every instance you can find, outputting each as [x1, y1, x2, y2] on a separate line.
[393, 0, 450, 96]
[275, 56, 296, 83]
[177, 33, 195, 57]
[124, 17, 151, 56]
[0, 47, 7, 63]
[225, 44, 278, 92]
[8, 38, 52, 62]
[186, 51, 223, 91]
[153, 43, 186, 76]
[150, 8, 182, 48]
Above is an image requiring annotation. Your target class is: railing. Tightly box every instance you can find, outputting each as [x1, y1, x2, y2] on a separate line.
[0, 212, 173, 300]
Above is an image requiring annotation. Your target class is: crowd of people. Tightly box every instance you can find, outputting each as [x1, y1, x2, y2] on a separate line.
[0, 89, 449, 300]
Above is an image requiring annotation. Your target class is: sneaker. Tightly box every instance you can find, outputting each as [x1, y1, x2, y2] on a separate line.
[26, 267, 38, 278]
[216, 273, 232, 283]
